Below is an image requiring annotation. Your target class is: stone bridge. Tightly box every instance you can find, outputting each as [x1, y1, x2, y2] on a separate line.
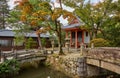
[84, 47, 120, 74]
[46, 47, 120, 77]
[0, 47, 120, 77]
[0, 50, 47, 64]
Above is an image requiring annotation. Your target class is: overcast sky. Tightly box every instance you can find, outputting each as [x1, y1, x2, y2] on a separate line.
[8, 0, 104, 9]
[8, 0, 118, 9]
[8, 0, 16, 9]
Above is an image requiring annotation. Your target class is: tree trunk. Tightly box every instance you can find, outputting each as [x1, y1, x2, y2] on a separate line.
[59, 0, 62, 9]
[57, 22, 64, 55]
[37, 34, 42, 49]
[58, 36, 64, 55]
[100, 29, 106, 39]
[93, 30, 97, 39]
[92, 29, 97, 40]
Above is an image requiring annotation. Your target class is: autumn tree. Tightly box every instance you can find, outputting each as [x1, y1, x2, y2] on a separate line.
[14, 0, 74, 54]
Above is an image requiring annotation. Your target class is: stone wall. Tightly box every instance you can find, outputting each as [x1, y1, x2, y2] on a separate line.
[46, 53, 87, 78]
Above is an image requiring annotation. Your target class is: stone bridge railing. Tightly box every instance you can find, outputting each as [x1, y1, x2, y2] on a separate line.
[84, 47, 120, 65]
[0, 50, 47, 63]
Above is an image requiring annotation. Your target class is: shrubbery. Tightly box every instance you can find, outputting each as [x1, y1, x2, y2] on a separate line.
[0, 59, 20, 78]
[89, 38, 110, 47]
[25, 37, 37, 50]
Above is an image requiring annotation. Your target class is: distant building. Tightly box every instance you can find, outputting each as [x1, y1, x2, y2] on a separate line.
[62, 18, 90, 48]
[0, 30, 50, 51]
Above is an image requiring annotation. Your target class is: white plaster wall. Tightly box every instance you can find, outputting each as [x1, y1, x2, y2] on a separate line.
[84, 31, 90, 43]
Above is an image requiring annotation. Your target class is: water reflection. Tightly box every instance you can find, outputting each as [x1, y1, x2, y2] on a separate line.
[14, 64, 120, 78]
[14, 66, 72, 78]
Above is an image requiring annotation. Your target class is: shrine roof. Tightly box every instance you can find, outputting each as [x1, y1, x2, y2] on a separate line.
[62, 15, 85, 30]
[62, 23, 83, 29]
[0, 30, 50, 38]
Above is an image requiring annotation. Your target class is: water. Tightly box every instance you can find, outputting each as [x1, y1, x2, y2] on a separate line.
[13, 64, 120, 78]
[14, 66, 72, 78]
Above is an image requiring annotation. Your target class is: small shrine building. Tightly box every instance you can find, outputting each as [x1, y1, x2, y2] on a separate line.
[62, 19, 90, 48]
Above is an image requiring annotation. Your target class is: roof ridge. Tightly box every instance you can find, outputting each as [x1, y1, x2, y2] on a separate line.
[0, 29, 12, 31]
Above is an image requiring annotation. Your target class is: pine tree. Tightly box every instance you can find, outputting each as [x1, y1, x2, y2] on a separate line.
[0, 0, 9, 29]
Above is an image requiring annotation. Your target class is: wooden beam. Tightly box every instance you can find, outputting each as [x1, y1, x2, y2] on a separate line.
[70, 31, 72, 47]
[75, 30, 78, 48]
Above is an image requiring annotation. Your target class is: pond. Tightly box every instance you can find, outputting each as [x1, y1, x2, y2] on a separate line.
[13, 64, 120, 78]
[14, 65, 72, 78]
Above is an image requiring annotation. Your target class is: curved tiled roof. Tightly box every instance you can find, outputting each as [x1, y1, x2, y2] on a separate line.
[62, 23, 81, 29]
[0, 30, 50, 38]
[62, 16, 84, 29]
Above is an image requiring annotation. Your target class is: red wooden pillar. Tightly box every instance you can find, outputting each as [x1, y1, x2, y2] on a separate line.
[75, 30, 78, 48]
[70, 31, 72, 47]
[82, 31, 84, 43]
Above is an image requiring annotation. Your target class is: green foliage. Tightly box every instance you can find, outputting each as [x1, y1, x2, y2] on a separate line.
[29, 0, 39, 5]
[7, 11, 21, 23]
[7, 10, 32, 47]
[89, 38, 110, 47]
[0, 59, 20, 77]
[63, 0, 114, 39]
[14, 31, 25, 46]
[25, 37, 37, 50]
[41, 38, 46, 47]
[51, 37, 58, 47]
[0, 0, 9, 29]
[63, 0, 120, 46]
[103, 23, 120, 47]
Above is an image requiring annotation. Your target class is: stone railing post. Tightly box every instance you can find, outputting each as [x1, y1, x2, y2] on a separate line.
[1, 51, 6, 62]
[11, 48, 14, 53]
[51, 40, 54, 54]
[77, 57, 87, 77]
[14, 50, 17, 59]
[65, 38, 70, 53]
[80, 43, 84, 56]
[66, 42, 69, 53]
[43, 48, 48, 55]
[91, 43, 94, 49]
